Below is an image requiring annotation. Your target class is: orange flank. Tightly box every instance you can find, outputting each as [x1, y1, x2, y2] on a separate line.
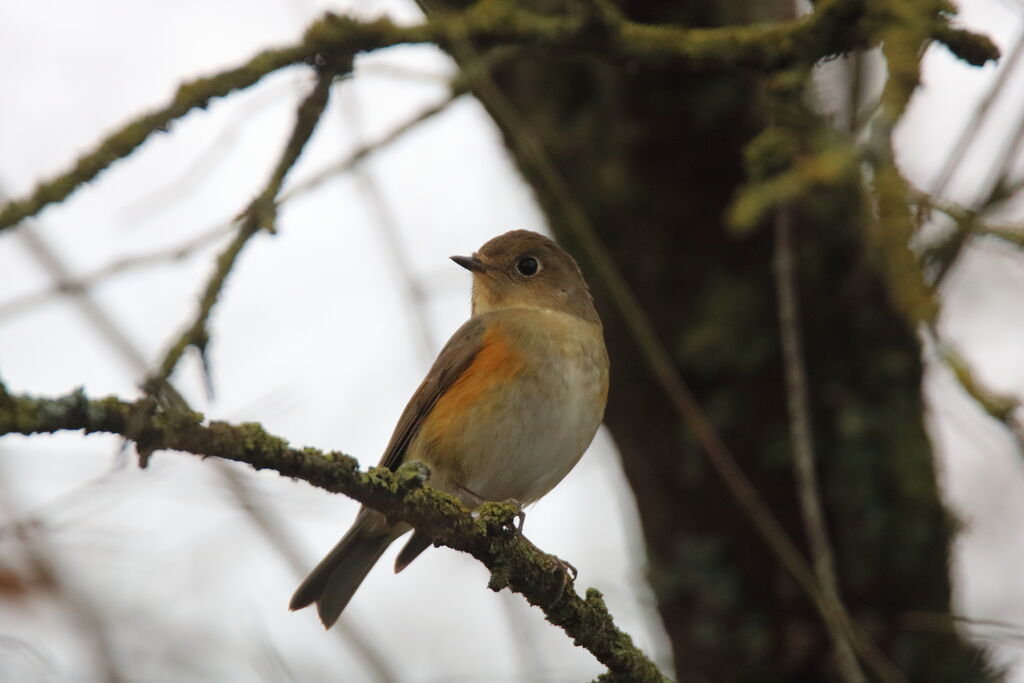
[421, 325, 525, 471]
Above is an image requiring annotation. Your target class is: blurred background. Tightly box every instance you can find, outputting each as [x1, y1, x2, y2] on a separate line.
[1, 0, 1023, 681]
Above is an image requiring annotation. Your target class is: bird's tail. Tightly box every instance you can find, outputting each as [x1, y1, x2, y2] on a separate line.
[290, 512, 403, 628]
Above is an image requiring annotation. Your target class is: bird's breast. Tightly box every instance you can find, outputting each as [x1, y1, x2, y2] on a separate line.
[414, 308, 609, 504]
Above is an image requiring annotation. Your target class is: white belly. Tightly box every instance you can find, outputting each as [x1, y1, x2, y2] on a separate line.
[456, 310, 608, 503]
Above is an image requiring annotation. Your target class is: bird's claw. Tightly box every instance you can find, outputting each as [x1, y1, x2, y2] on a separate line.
[547, 556, 578, 607]
[558, 557, 578, 582]
[510, 507, 526, 536]
[494, 498, 525, 536]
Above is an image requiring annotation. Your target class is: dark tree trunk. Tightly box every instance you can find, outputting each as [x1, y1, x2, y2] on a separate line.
[424, 1, 994, 679]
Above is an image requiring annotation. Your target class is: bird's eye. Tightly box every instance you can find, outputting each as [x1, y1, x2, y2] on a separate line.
[516, 257, 539, 277]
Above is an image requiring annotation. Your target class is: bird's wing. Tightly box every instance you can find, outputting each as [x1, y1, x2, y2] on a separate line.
[377, 316, 486, 471]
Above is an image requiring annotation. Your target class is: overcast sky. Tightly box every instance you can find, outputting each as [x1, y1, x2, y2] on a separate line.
[1, 0, 1023, 681]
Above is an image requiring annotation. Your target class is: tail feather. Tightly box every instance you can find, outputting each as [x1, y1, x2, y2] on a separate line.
[290, 514, 403, 628]
[394, 530, 432, 573]
[314, 534, 391, 628]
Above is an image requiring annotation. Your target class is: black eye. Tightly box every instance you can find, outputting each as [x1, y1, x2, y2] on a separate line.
[516, 257, 539, 277]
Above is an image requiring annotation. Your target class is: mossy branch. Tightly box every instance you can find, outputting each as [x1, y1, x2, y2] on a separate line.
[0, 387, 670, 683]
[0, 0, 995, 233]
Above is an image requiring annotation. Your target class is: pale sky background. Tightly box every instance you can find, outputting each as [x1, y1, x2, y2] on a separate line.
[0, 0, 1023, 681]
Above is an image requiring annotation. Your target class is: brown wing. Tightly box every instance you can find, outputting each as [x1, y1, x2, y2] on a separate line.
[377, 316, 486, 471]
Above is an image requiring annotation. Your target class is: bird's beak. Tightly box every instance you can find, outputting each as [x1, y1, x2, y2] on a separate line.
[450, 255, 488, 273]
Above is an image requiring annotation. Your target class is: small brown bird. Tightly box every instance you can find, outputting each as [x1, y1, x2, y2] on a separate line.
[290, 230, 609, 628]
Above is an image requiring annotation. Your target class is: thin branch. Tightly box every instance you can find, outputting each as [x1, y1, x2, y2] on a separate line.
[337, 88, 437, 358]
[865, 17, 1024, 457]
[916, 26, 1024, 286]
[142, 68, 337, 402]
[215, 462, 398, 682]
[571, 212, 904, 683]
[13, 227, 151, 371]
[0, 222, 234, 322]
[0, 388, 670, 683]
[4, 176, 401, 680]
[117, 78, 305, 223]
[928, 329, 1024, 450]
[915, 189, 1024, 248]
[974, 88, 1024, 211]
[902, 610, 1024, 641]
[930, 24, 1024, 199]
[3, 198, 397, 681]
[774, 207, 862, 682]
[924, 82, 1024, 282]
[0, 43, 307, 233]
[1, 89, 464, 325]
[862, 9, 941, 329]
[283, 87, 466, 203]
[0, 461, 124, 683]
[0, 0, 995, 233]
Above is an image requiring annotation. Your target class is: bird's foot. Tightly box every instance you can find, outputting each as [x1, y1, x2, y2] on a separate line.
[506, 502, 526, 536]
[547, 555, 578, 607]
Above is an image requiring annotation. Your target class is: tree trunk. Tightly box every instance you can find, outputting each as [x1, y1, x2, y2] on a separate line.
[424, 0, 993, 679]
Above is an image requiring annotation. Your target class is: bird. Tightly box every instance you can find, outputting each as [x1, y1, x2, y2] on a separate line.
[289, 229, 609, 628]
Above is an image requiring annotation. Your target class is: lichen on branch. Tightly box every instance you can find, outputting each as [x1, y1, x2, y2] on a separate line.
[0, 386, 670, 683]
[0, 0, 995, 233]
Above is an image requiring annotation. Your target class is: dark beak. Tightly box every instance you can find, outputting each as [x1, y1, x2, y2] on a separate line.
[450, 255, 488, 273]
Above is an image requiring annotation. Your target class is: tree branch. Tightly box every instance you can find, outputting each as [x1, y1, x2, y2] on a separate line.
[0, 0, 994, 233]
[0, 387, 670, 683]
[0, 223, 234, 322]
[774, 207, 862, 682]
[860, 3, 1024, 457]
[142, 68, 337, 408]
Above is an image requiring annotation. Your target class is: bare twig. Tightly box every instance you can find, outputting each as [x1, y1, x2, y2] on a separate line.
[975, 89, 1024, 210]
[915, 189, 1024, 248]
[337, 87, 437, 358]
[774, 207, 863, 682]
[905, 610, 1024, 651]
[117, 79, 306, 223]
[281, 80, 467, 203]
[12, 227, 151, 371]
[921, 27, 1024, 286]
[930, 25, 1024, 199]
[0, 223, 234, 322]
[142, 68, 337, 402]
[568, 211, 904, 682]
[0, 461, 124, 683]
[927, 78, 1024, 284]
[216, 462, 398, 682]
[927, 329, 1024, 450]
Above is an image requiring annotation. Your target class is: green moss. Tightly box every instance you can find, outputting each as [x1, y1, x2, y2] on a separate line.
[487, 564, 513, 591]
[476, 500, 520, 532]
[744, 127, 799, 180]
[731, 134, 858, 234]
[364, 465, 398, 492]
[235, 421, 289, 455]
[868, 165, 940, 326]
[394, 460, 430, 492]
